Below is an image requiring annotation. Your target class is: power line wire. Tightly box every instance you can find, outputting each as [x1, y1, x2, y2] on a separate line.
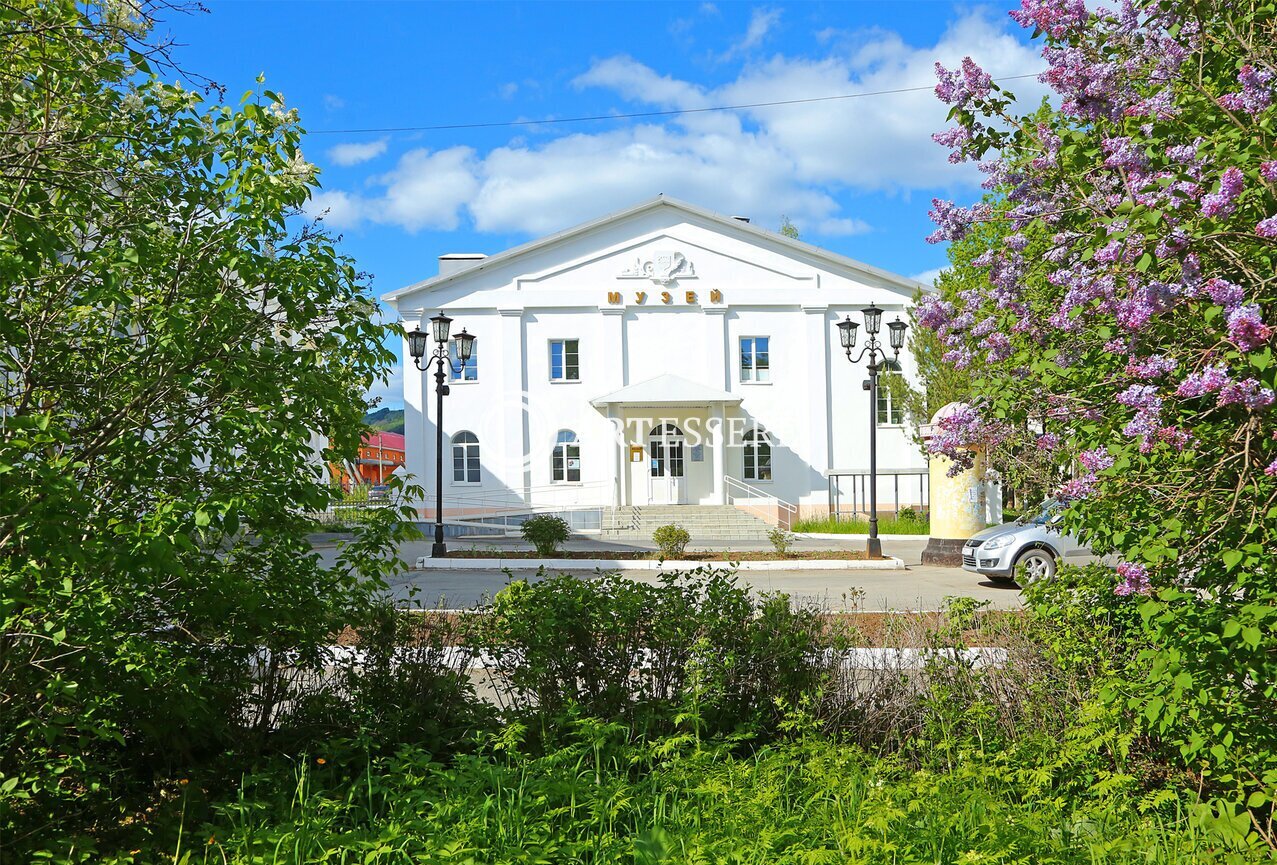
[308, 72, 1044, 135]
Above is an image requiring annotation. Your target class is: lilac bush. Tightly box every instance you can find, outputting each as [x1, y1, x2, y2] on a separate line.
[921, 0, 1275, 827]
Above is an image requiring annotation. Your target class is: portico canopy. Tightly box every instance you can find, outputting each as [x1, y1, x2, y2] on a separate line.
[590, 373, 743, 409]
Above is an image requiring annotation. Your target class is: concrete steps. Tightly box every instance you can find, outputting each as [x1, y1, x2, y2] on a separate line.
[601, 505, 774, 541]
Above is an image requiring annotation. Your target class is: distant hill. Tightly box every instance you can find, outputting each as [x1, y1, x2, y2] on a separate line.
[364, 407, 404, 434]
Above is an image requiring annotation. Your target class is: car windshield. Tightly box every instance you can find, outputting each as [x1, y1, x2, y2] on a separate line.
[1019, 499, 1061, 526]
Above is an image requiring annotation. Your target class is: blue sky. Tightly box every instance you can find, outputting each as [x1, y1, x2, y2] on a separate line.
[167, 1, 1049, 409]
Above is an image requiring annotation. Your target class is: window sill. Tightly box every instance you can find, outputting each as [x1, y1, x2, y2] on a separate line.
[449, 379, 480, 385]
[739, 380, 772, 386]
[450, 481, 481, 487]
[549, 378, 582, 384]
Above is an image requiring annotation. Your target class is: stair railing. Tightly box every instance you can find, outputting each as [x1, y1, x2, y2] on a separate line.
[724, 477, 798, 530]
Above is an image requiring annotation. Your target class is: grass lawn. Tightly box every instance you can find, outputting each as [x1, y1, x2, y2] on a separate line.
[794, 514, 931, 534]
[442, 548, 872, 561]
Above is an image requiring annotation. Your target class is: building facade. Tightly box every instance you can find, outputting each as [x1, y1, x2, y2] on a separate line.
[331, 431, 406, 489]
[386, 196, 930, 525]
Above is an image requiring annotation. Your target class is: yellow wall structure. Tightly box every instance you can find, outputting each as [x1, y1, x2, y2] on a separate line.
[928, 448, 987, 541]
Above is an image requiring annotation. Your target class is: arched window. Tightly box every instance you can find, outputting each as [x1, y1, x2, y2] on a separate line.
[552, 430, 581, 482]
[451, 431, 480, 484]
[743, 427, 772, 482]
[877, 359, 904, 425]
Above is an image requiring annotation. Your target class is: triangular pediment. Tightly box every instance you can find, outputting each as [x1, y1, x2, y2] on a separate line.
[385, 196, 925, 311]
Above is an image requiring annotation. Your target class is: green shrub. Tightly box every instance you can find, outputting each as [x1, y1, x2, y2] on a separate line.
[473, 569, 830, 737]
[520, 514, 570, 556]
[652, 523, 690, 558]
[767, 526, 796, 556]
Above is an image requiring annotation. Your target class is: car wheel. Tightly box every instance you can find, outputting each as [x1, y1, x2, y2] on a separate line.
[1013, 548, 1057, 585]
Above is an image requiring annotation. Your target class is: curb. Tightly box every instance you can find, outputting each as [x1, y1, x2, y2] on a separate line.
[794, 533, 932, 542]
[413, 556, 907, 571]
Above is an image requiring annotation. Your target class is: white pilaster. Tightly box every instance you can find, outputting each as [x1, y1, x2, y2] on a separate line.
[711, 402, 726, 505]
[803, 306, 832, 493]
[704, 306, 729, 390]
[498, 308, 528, 501]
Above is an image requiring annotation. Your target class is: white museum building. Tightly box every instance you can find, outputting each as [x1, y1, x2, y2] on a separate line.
[385, 196, 931, 532]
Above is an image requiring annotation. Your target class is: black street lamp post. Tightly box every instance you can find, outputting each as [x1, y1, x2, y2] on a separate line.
[837, 305, 907, 559]
[407, 312, 475, 559]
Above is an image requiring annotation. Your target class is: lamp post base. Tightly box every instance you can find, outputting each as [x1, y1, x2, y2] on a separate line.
[865, 536, 883, 559]
[431, 541, 448, 558]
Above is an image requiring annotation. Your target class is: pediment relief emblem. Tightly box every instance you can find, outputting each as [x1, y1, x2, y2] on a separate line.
[618, 250, 697, 285]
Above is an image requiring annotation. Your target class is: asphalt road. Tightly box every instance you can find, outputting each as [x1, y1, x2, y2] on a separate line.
[315, 536, 1029, 612]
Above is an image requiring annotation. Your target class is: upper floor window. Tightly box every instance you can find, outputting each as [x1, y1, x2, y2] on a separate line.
[552, 430, 581, 482]
[740, 337, 770, 382]
[449, 338, 478, 382]
[550, 339, 579, 381]
[877, 360, 904, 425]
[451, 431, 480, 484]
[743, 427, 772, 481]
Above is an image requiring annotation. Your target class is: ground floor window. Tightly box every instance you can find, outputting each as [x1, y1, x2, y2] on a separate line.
[552, 429, 580, 482]
[452, 431, 480, 483]
[877, 359, 904, 425]
[743, 427, 772, 481]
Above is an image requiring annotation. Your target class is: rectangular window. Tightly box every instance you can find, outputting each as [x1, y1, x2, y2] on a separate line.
[550, 339, 580, 381]
[877, 364, 904, 425]
[740, 337, 770, 382]
[449, 339, 478, 381]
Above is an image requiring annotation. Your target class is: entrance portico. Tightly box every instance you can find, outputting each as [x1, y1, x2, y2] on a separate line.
[591, 374, 741, 507]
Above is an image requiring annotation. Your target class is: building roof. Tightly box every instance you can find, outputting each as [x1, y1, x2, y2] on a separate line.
[590, 373, 742, 408]
[361, 430, 405, 451]
[384, 194, 929, 304]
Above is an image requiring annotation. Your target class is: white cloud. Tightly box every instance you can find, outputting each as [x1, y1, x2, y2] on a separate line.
[910, 267, 945, 285]
[307, 147, 479, 233]
[315, 9, 1047, 239]
[323, 93, 345, 110]
[328, 138, 388, 166]
[365, 362, 404, 409]
[720, 7, 782, 60]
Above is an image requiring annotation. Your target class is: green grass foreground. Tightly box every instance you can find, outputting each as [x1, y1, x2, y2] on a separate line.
[105, 730, 1232, 864]
[794, 514, 931, 534]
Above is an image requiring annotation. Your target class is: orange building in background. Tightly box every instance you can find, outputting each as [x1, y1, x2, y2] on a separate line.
[331, 431, 406, 489]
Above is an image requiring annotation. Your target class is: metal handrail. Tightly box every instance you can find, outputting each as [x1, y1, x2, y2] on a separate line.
[423, 479, 615, 514]
[724, 476, 798, 530]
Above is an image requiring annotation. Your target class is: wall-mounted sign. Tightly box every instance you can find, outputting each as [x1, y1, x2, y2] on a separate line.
[618, 251, 697, 285]
[629, 446, 645, 462]
[690, 444, 704, 463]
[606, 289, 722, 306]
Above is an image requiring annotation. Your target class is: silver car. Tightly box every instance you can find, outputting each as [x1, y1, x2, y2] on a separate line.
[961, 500, 1090, 584]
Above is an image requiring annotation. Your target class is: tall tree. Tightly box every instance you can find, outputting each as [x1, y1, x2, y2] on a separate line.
[923, 0, 1276, 830]
[0, 0, 407, 835]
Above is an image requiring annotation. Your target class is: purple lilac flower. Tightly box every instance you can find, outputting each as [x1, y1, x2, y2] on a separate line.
[926, 199, 988, 244]
[1118, 384, 1161, 408]
[1261, 161, 1277, 184]
[1156, 426, 1192, 450]
[1009, 0, 1089, 39]
[1176, 366, 1231, 397]
[1126, 355, 1178, 379]
[1056, 474, 1097, 501]
[1102, 136, 1147, 171]
[1079, 448, 1115, 472]
[1218, 64, 1275, 115]
[1218, 379, 1275, 409]
[1036, 432, 1060, 451]
[1114, 561, 1151, 597]
[932, 126, 973, 164]
[1256, 216, 1277, 238]
[1200, 167, 1244, 219]
[1227, 304, 1273, 351]
[1204, 277, 1244, 308]
[1265, 458, 1277, 477]
[1164, 142, 1200, 164]
[933, 58, 993, 108]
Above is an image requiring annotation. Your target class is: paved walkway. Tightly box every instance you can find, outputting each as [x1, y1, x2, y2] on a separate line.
[314, 534, 1028, 612]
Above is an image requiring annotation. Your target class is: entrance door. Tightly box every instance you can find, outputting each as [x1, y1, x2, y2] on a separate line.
[647, 423, 686, 505]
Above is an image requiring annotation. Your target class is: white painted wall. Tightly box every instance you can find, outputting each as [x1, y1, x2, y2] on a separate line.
[390, 199, 930, 519]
